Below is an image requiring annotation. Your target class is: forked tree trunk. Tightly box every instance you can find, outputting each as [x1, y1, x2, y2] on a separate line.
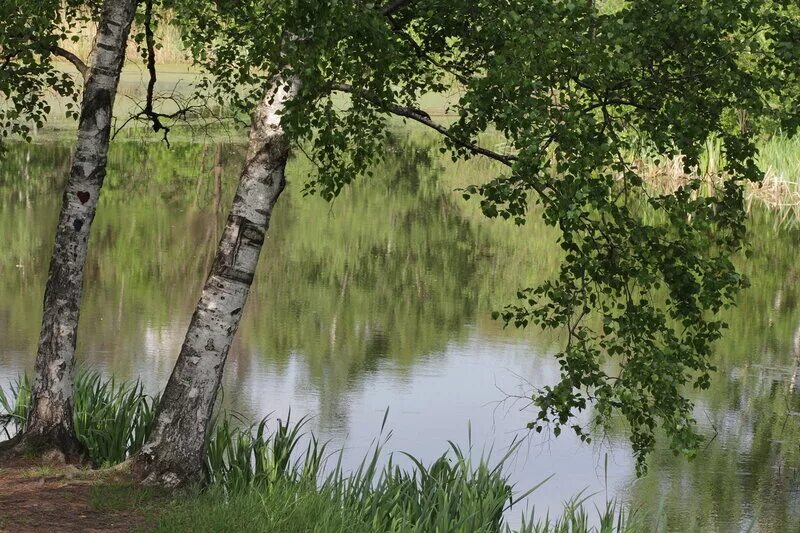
[133, 75, 300, 487]
[0, 0, 138, 458]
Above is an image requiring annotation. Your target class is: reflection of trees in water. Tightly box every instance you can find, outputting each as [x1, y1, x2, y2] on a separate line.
[785, 318, 800, 451]
[227, 130, 491, 428]
[0, 133, 555, 420]
[0, 141, 243, 378]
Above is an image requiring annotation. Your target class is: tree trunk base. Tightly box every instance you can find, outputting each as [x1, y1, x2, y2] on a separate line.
[0, 427, 86, 465]
[0, 434, 22, 456]
[130, 450, 203, 489]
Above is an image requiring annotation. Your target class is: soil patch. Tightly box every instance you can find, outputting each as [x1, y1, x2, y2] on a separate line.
[0, 458, 147, 532]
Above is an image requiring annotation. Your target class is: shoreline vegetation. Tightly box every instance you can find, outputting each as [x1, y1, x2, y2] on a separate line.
[0, 371, 641, 532]
[41, 20, 800, 224]
[28, 100, 800, 226]
[638, 135, 800, 225]
[55, 12, 190, 65]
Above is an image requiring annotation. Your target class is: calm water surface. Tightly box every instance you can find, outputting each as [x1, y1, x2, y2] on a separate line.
[1, 136, 799, 531]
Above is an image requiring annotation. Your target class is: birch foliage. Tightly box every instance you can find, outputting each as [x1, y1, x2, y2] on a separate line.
[19, 0, 797, 474]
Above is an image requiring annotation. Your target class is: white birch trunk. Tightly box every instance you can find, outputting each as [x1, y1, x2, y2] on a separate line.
[133, 75, 301, 486]
[2, 0, 138, 457]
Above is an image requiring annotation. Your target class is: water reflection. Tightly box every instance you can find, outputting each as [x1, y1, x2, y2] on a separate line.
[1, 134, 799, 530]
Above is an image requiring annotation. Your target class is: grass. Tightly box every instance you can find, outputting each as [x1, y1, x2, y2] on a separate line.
[88, 480, 643, 533]
[146, 483, 373, 533]
[203, 410, 536, 531]
[2, 372, 642, 532]
[20, 465, 61, 479]
[88, 481, 169, 513]
[526, 493, 641, 533]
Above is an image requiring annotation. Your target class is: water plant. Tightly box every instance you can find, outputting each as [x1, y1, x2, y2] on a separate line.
[0, 374, 30, 440]
[72, 371, 160, 466]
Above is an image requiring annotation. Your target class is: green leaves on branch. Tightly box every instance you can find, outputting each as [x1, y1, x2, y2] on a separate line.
[135, 0, 800, 473]
[0, 1, 72, 152]
[0, 0, 108, 154]
[471, 1, 789, 474]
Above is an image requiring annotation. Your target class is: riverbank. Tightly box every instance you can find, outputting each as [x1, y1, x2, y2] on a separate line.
[636, 135, 800, 224]
[0, 457, 365, 532]
[0, 371, 639, 533]
[0, 457, 640, 533]
[32, 71, 800, 225]
[43, 14, 800, 224]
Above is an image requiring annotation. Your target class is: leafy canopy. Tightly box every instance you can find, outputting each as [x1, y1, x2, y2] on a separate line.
[37, 0, 800, 473]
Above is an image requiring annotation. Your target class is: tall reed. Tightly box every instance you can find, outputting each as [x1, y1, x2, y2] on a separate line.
[635, 134, 800, 223]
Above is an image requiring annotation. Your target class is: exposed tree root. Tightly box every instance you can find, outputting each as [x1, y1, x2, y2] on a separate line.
[0, 428, 86, 465]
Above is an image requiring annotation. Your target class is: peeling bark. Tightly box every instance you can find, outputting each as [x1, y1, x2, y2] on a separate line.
[3, 0, 138, 459]
[132, 75, 301, 487]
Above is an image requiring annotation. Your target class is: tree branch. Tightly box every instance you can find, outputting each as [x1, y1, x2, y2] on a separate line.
[381, 0, 414, 16]
[116, 0, 176, 145]
[143, 0, 157, 115]
[51, 46, 88, 81]
[141, 0, 167, 137]
[331, 82, 517, 167]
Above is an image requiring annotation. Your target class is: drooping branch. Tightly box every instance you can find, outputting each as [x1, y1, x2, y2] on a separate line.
[111, 86, 209, 144]
[136, 0, 171, 141]
[143, 0, 158, 120]
[115, 0, 200, 145]
[331, 82, 517, 167]
[51, 46, 88, 81]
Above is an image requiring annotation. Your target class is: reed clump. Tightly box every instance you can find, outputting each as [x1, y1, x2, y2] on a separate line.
[0, 371, 158, 466]
[634, 135, 800, 223]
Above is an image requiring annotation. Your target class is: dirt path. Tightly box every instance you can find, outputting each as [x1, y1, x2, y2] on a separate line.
[0, 458, 147, 533]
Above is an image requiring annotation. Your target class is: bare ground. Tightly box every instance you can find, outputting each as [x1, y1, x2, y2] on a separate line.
[0, 457, 148, 533]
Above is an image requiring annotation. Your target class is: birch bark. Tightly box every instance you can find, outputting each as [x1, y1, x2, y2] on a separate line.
[133, 75, 300, 486]
[1, 0, 138, 457]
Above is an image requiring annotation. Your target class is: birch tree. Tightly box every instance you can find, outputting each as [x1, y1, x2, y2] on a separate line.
[132, 0, 427, 486]
[134, 0, 798, 485]
[133, 74, 299, 485]
[0, 0, 138, 457]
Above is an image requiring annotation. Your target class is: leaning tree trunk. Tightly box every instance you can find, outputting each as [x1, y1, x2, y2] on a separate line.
[1, 0, 138, 458]
[132, 75, 300, 487]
